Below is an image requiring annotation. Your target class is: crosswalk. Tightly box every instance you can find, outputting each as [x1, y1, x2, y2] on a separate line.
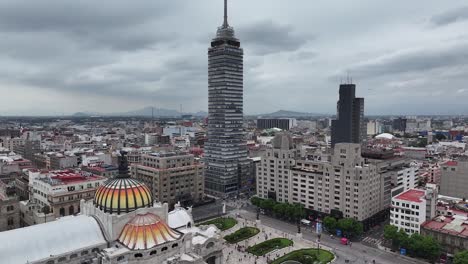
[362, 236, 382, 248]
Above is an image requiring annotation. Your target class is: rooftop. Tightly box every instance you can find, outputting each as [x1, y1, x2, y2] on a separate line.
[422, 215, 468, 238]
[443, 161, 458, 166]
[38, 170, 105, 186]
[394, 189, 425, 203]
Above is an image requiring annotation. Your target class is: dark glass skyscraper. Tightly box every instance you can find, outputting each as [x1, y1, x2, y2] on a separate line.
[205, 0, 250, 196]
[331, 83, 365, 147]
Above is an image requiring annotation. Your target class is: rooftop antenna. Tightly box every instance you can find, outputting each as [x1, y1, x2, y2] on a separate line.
[223, 0, 229, 28]
[346, 70, 350, 84]
[152, 107, 154, 126]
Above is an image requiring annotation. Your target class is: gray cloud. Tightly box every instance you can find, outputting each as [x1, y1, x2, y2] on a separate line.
[431, 6, 468, 26]
[238, 20, 310, 55]
[341, 43, 468, 79]
[0, 0, 467, 115]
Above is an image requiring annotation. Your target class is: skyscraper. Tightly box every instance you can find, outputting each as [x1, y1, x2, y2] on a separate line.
[205, 0, 250, 196]
[331, 83, 365, 147]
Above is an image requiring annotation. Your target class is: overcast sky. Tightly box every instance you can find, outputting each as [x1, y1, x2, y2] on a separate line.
[0, 0, 467, 116]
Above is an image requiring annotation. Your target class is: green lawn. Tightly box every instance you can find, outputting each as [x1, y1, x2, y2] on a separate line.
[271, 248, 334, 264]
[224, 227, 260, 244]
[247, 238, 293, 256]
[198, 217, 237, 231]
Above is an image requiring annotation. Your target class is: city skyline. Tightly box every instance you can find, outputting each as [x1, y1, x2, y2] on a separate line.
[0, 0, 467, 115]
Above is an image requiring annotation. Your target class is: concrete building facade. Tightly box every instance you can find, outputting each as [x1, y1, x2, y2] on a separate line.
[256, 133, 298, 203]
[0, 181, 20, 231]
[23, 169, 107, 224]
[204, 0, 250, 196]
[331, 83, 365, 147]
[131, 152, 204, 208]
[390, 186, 437, 234]
[257, 118, 297, 131]
[440, 160, 468, 199]
[257, 142, 387, 226]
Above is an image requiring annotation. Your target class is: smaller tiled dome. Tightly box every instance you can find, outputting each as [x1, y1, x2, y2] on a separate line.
[118, 213, 182, 250]
[94, 178, 152, 214]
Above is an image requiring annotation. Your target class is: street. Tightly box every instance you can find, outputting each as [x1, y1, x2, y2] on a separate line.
[233, 203, 429, 264]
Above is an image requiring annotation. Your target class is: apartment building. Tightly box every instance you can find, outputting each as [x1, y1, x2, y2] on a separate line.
[0, 181, 20, 231]
[440, 159, 468, 199]
[21, 169, 106, 226]
[291, 144, 383, 223]
[256, 133, 299, 203]
[390, 185, 437, 234]
[257, 141, 387, 226]
[131, 151, 204, 207]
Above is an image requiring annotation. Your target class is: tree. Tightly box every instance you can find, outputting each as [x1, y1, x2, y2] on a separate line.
[251, 197, 263, 207]
[394, 229, 409, 249]
[420, 235, 441, 262]
[337, 218, 363, 238]
[454, 250, 468, 264]
[323, 216, 337, 231]
[273, 203, 288, 218]
[292, 203, 305, 220]
[383, 225, 398, 241]
[42, 205, 51, 223]
[260, 199, 276, 212]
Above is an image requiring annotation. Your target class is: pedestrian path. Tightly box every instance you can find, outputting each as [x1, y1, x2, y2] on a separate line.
[221, 211, 334, 264]
[361, 236, 382, 248]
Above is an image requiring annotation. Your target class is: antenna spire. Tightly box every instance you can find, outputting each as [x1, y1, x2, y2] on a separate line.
[223, 0, 229, 28]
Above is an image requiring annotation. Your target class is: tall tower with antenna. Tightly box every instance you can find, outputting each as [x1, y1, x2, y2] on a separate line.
[205, 0, 250, 197]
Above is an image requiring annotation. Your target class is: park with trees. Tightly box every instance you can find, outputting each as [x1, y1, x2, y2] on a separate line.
[322, 216, 363, 238]
[383, 225, 441, 262]
[250, 197, 305, 222]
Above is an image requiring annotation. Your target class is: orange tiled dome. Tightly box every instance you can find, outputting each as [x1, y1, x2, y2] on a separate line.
[94, 178, 152, 214]
[118, 213, 182, 250]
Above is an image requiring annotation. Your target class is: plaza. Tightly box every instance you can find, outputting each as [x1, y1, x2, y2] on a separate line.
[219, 212, 334, 264]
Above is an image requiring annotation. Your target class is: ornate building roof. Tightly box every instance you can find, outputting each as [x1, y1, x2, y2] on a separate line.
[94, 178, 153, 214]
[118, 213, 182, 250]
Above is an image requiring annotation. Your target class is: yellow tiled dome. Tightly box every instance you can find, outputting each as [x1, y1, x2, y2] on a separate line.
[94, 178, 152, 214]
[118, 213, 182, 250]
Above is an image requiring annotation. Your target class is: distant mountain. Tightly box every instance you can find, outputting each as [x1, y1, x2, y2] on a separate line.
[72, 111, 101, 117]
[192, 111, 208, 117]
[72, 107, 208, 118]
[117, 107, 180, 117]
[258, 110, 325, 118]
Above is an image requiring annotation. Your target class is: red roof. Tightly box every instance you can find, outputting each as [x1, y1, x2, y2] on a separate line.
[49, 170, 103, 184]
[443, 161, 458, 166]
[395, 189, 425, 203]
[422, 216, 468, 238]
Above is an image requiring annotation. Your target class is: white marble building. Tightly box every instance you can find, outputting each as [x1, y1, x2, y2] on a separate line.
[0, 177, 223, 264]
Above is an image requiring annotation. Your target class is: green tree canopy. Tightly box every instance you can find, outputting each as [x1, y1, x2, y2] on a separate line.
[383, 225, 398, 241]
[383, 225, 441, 262]
[323, 216, 337, 231]
[455, 250, 468, 264]
[337, 218, 363, 238]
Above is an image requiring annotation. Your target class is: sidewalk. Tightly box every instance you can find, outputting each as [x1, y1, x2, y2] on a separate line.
[222, 213, 334, 264]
